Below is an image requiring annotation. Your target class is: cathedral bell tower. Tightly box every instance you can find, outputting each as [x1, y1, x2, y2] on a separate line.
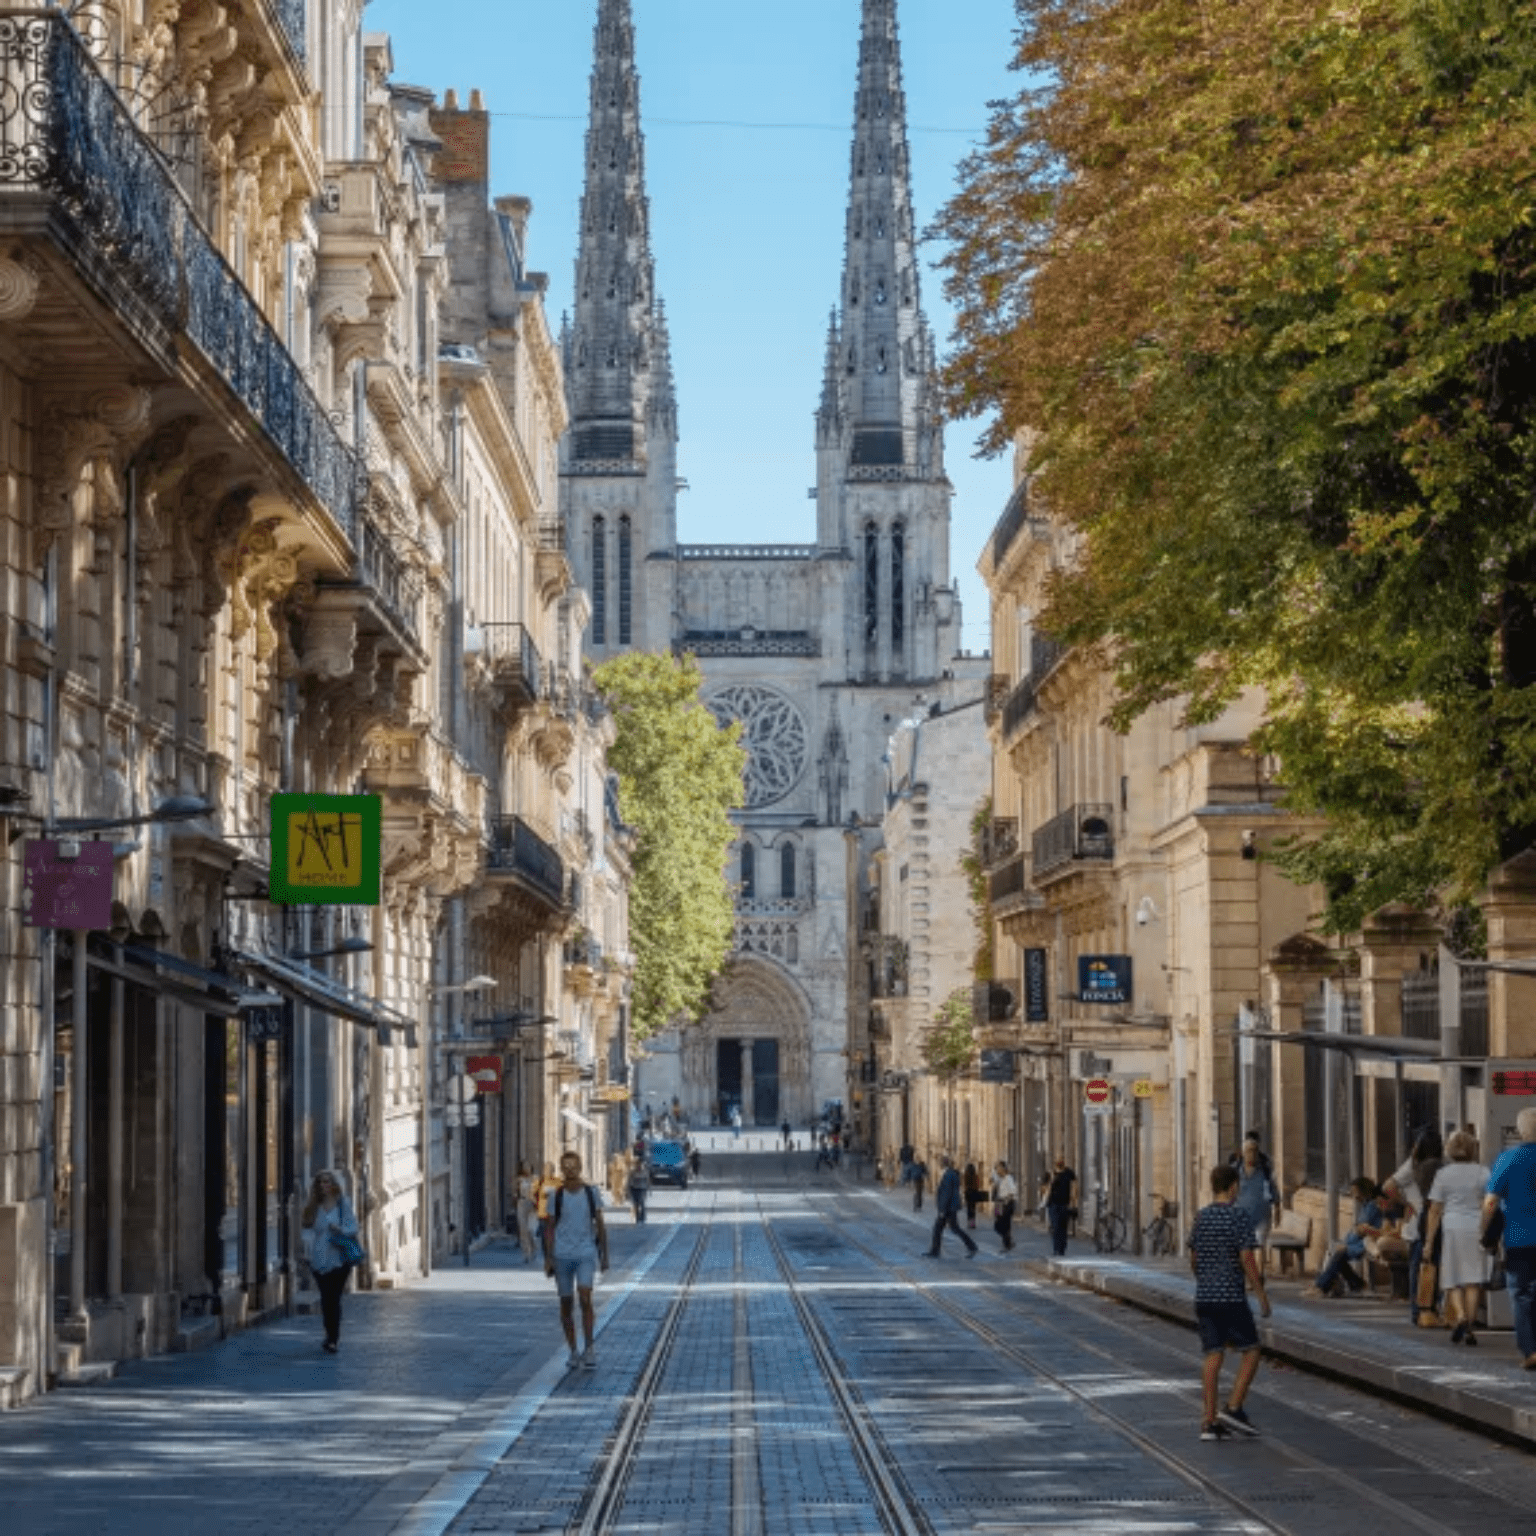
[561, 0, 677, 657]
[816, 0, 954, 685]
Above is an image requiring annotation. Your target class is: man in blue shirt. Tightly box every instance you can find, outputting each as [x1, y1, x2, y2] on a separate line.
[924, 1155, 978, 1259]
[1189, 1164, 1270, 1441]
[1485, 1107, 1536, 1369]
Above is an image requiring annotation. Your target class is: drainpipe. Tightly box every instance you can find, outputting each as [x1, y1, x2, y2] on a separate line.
[38, 541, 59, 1390]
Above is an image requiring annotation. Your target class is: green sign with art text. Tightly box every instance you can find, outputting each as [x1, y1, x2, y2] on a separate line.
[269, 794, 381, 905]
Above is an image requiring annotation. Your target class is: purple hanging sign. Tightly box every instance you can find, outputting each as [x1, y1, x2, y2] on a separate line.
[23, 840, 115, 930]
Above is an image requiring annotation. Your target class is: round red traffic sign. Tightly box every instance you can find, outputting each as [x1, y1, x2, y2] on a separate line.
[1084, 1077, 1112, 1105]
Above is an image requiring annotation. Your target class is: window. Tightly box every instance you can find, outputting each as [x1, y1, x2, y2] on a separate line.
[740, 842, 756, 901]
[891, 521, 905, 650]
[619, 516, 633, 645]
[864, 522, 879, 645]
[592, 516, 607, 644]
[780, 843, 796, 900]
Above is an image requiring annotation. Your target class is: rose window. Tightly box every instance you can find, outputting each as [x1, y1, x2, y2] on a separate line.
[708, 685, 808, 808]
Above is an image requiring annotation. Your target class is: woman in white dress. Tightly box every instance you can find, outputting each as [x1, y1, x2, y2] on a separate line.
[1424, 1131, 1491, 1345]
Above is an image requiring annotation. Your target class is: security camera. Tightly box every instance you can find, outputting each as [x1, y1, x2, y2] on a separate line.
[1135, 896, 1159, 927]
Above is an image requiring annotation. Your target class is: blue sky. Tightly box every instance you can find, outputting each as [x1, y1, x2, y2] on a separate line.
[370, 0, 1020, 654]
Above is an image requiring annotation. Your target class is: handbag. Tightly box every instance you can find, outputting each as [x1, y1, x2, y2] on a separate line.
[1415, 1257, 1439, 1312]
[332, 1231, 366, 1267]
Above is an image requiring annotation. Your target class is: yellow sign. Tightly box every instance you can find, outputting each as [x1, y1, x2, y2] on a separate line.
[269, 794, 382, 905]
[1133, 1078, 1155, 1099]
[590, 1086, 632, 1104]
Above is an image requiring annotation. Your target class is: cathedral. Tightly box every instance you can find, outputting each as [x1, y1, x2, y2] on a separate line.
[561, 0, 987, 1126]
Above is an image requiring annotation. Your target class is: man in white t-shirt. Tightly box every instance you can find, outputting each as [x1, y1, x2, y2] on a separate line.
[544, 1151, 609, 1370]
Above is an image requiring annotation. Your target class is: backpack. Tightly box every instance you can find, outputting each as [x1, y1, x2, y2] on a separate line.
[553, 1184, 598, 1225]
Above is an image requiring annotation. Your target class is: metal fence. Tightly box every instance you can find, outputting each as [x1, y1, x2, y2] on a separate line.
[1302, 988, 1361, 1188]
[1032, 802, 1114, 880]
[1400, 964, 1489, 1057]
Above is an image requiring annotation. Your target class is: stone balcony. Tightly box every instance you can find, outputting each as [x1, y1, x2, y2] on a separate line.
[472, 623, 543, 721]
[0, 13, 360, 555]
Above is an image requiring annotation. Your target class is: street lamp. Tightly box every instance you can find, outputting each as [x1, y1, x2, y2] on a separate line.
[433, 975, 497, 994]
[50, 793, 214, 835]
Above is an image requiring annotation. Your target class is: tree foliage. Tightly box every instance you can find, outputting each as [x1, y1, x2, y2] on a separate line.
[959, 797, 995, 981]
[593, 651, 745, 1038]
[921, 987, 980, 1079]
[936, 0, 1536, 932]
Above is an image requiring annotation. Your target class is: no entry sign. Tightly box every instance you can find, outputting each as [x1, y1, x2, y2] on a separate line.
[1084, 1077, 1112, 1106]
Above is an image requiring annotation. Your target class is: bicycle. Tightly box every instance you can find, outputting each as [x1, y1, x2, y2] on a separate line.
[1142, 1194, 1179, 1257]
[1092, 1208, 1128, 1253]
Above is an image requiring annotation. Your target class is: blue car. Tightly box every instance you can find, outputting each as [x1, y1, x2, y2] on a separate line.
[648, 1140, 689, 1189]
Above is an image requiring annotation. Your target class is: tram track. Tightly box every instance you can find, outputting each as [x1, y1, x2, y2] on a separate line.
[823, 1186, 1512, 1536]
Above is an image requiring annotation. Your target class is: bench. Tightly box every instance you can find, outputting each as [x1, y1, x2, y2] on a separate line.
[1266, 1209, 1311, 1277]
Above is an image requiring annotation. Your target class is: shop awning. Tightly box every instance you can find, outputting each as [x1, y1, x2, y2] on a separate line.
[86, 943, 269, 1019]
[227, 947, 418, 1047]
[1242, 1029, 1456, 1061]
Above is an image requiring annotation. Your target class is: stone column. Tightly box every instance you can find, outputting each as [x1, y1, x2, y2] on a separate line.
[740, 1038, 755, 1126]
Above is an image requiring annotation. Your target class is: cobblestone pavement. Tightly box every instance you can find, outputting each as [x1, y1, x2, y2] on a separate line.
[7, 1146, 1536, 1534]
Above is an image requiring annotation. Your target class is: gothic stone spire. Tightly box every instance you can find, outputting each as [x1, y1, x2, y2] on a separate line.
[836, 0, 939, 475]
[569, 0, 660, 464]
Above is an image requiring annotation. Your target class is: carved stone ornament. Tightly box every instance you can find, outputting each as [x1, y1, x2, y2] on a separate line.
[213, 514, 304, 665]
[0, 252, 41, 322]
[33, 386, 154, 560]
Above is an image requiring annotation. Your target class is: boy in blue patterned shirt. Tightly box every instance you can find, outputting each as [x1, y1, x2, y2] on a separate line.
[1188, 1164, 1271, 1441]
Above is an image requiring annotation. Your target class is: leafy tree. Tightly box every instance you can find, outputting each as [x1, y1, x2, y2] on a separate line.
[959, 797, 995, 981]
[935, 0, 1536, 932]
[921, 987, 980, 1078]
[593, 651, 745, 1038]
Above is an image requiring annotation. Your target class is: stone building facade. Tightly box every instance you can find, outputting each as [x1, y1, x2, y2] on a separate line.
[0, 2, 624, 1403]
[565, 0, 987, 1126]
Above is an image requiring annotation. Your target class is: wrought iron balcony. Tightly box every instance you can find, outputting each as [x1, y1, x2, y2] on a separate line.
[479, 623, 543, 712]
[1032, 803, 1115, 881]
[980, 817, 1019, 870]
[486, 815, 566, 907]
[354, 505, 423, 639]
[266, 0, 308, 64]
[989, 481, 1049, 570]
[564, 935, 604, 970]
[0, 14, 360, 541]
[989, 855, 1026, 906]
[984, 674, 1010, 724]
[999, 635, 1068, 742]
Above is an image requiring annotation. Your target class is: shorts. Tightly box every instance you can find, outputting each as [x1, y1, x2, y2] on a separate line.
[553, 1253, 597, 1297]
[1195, 1301, 1259, 1355]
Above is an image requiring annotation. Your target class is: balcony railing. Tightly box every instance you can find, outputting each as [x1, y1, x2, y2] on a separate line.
[999, 634, 1068, 741]
[989, 482, 1050, 570]
[989, 855, 1026, 905]
[564, 935, 604, 970]
[266, 0, 308, 63]
[349, 506, 422, 642]
[1032, 803, 1115, 881]
[0, 14, 360, 540]
[480, 623, 543, 704]
[486, 815, 565, 905]
[984, 674, 1010, 724]
[981, 817, 1019, 870]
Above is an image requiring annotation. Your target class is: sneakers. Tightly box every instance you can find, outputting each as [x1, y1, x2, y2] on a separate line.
[566, 1349, 581, 1371]
[582, 1345, 598, 1371]
[1200, 1420, 1232, 1442]
[1218, 1405, 1259, 1437]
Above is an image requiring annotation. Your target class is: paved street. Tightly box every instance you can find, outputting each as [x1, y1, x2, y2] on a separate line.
[5, 1141, 1536, 1534]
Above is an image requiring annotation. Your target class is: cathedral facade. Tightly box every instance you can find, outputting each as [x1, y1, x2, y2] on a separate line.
[561, 0, 986, 1126]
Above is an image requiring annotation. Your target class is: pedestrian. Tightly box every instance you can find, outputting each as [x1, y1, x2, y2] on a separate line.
[534, 1160, 559, 1253]
[731, 1105, 742, 1138]
[1424, 1130, 1491, 1345]
[816, 1140, 833, 1171]
[993, 1160, 1018, 1252]
[1042, 1155, 1077, 1258]
[627, 1154, 650, 1224]
[1304, 1177, 1399, 1298]
[911, 1156, 929, 1211]
[1484, 1106, 1536, 1370]
[515, 1160, 539, 1264]
[544, 1150, 610, 1370]
[302, 1169, 361, 1355]
[689, 1143, 703, 1180]
[782, 1118, 792, 1149]
[1189, 1163, 1270, 1441]
[963, 1161, 981, 1229]
[1385, 1128, 1444, 1326]
[1227, 1131, 1275, 1184]
[1233, 1139, 1278, 1249]
[899, 1141, 915, 1185]
[924, 1155, 978, 1259]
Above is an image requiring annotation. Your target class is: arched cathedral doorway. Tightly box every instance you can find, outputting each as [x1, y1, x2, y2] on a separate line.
[680, 958, 814, 1127]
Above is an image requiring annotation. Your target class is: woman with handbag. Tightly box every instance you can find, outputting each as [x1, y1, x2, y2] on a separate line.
[1424, 1132, 1492, 1345]
[302, 1169, 362, 1355]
